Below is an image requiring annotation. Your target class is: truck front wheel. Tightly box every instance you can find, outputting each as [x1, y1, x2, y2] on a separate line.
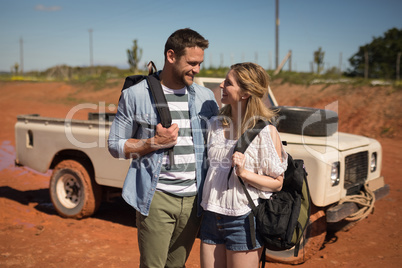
[50, 160, 102, 219]
[264, 206, 327, 264]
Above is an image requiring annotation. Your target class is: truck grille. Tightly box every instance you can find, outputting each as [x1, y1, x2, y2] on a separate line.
[344, 151, 368, 194]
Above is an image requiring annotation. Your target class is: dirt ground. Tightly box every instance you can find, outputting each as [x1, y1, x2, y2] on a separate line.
[0, 80, 401, 267]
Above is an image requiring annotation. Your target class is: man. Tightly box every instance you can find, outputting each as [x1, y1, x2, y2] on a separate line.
[108, 28, 218, 267]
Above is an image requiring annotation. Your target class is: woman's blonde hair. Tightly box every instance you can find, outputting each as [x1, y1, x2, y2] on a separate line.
[220, 62, 276, 135]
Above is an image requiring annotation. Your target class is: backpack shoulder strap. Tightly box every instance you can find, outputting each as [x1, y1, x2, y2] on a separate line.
[230, 120, 268, 249]
[145, 75, 171, 128]
[120, 61, 172, 128]
[234, 120, 268, 153]
[119, 61, 175, 168]
[226, 120, 269, 182]
[145, 74, 174, 169]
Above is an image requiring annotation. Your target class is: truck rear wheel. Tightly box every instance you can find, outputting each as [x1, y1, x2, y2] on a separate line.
[264, 206, 327, 264]
[50, 160, 102, 219]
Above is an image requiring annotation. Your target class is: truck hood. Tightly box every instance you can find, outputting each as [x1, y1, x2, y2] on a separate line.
[279, 131, 372, 151]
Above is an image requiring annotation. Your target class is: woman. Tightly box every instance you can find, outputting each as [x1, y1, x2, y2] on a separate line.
[200, 62, 288, 268]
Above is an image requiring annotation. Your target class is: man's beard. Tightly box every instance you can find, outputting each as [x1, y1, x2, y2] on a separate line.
[172, 67, 192, 87]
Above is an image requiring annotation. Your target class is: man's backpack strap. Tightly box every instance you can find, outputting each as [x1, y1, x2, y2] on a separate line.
[145, 75, 175, 169]
[145, 75, 171, 128]
[120, 61, 175, 169]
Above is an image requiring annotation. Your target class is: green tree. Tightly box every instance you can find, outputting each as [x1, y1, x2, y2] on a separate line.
[12, 62, 19, 74]
[347, 28, 402, 79]
[314, 47, 325, 74]
[127, 39, 143, 73]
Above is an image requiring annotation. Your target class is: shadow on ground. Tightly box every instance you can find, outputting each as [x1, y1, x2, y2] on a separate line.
[0, 186, 136, 227]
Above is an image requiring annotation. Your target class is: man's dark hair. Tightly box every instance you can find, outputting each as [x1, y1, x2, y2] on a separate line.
[164, 28, 209, 61]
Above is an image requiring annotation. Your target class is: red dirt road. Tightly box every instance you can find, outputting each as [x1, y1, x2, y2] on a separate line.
[0, 80, 401, 267]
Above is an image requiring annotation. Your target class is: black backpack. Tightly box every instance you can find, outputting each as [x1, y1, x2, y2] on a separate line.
[227, 120, 311, 263]
[120, 61, 174, 169]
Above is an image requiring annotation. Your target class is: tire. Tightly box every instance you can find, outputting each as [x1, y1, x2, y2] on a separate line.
[49, 160, 102, 219]
[273, 106, 338, 137]
[264, 206, 327, 264]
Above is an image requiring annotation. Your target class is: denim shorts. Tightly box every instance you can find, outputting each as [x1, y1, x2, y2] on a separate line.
[200, 210, 263, 251]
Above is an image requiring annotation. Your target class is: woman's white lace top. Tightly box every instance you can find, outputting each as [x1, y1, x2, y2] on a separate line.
[201, 117, 288, 216]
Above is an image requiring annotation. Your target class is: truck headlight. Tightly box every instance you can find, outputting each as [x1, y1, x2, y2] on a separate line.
[330, 161, 340, 186]
[370, 152, 377, 172]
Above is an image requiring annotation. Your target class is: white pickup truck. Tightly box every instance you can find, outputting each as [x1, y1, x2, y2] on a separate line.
[14, 77, 389, 264]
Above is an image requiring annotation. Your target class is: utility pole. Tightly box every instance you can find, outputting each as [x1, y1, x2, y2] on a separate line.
[275, 0, 279, 69]
[268, 51, 272, 70]
[397, 52, 401, 81]
[288, 50, 292, 72]
[20, 37, 24, 75]
[209, 53, 213, 68]
[89, 29, 93, 67]
[364, 50, 369, 79]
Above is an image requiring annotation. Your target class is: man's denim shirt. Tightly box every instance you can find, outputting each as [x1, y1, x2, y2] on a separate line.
[108, 73, 219, 216]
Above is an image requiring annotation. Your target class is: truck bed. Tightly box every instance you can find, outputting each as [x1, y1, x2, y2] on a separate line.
[15, 114, 129, 188]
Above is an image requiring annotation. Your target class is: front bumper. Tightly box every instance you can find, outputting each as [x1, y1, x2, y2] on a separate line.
[326, 176, 390, 223]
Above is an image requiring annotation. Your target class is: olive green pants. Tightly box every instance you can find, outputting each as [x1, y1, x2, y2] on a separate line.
[136, 191, 200, 268]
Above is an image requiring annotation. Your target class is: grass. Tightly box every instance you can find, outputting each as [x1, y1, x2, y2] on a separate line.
[1, 66, 401, 90]
[67, 74, 122, 92]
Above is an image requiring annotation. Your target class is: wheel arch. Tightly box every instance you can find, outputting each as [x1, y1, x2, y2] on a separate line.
[50, 149, 95, 180]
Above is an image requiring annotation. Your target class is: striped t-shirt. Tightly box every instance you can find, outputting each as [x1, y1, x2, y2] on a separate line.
[156, 85, 197, 197]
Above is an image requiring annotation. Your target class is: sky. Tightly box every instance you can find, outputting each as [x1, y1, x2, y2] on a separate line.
[1, 0, 401, 74]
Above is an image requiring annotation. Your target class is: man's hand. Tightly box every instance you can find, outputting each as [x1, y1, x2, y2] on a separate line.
[124, 123, 179, 159]
[151, 123, 179, 149]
